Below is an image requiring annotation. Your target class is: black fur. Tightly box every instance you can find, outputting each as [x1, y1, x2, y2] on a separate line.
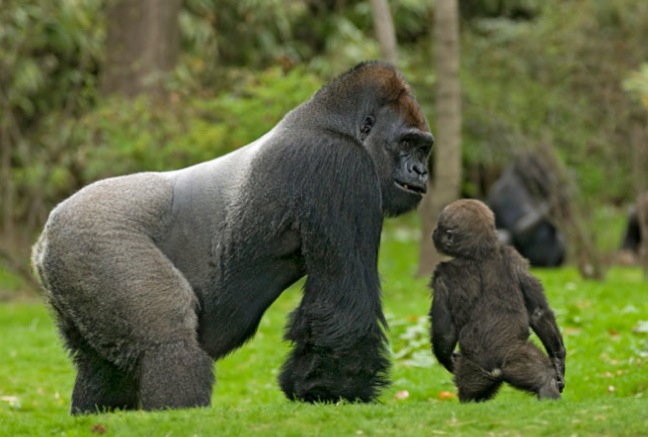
[620, 193, 648, 253]
[429, 199, 566, 402]
[31, 61, 433, 413]
[487, 153, 566, 267]
[621, 207, 642, 253]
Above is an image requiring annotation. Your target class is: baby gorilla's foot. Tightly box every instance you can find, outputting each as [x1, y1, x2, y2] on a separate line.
[537, 378, 561, 400]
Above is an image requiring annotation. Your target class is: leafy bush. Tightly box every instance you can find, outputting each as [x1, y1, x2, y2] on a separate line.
[0, 0, 104, 235]
[44, 66, 323, 195]
[460, 0, 648, 202]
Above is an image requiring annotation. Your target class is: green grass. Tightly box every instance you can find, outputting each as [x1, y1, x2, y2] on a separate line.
[1, 215, 647, 436]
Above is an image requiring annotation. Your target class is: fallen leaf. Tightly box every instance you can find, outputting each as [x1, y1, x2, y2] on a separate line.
[91, 424, 107, 434]
[438, 391, 456, 400]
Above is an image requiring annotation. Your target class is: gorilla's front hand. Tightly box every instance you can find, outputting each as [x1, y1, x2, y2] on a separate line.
[278, 303, 390, 403]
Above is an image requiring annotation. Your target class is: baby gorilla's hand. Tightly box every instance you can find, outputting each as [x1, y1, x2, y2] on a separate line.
[552, 356, 565, 392]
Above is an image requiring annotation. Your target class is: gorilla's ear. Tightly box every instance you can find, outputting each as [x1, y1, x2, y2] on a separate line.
[360, 115, 376, 142]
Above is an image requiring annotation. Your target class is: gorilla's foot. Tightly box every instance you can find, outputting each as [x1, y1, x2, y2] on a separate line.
[537, 378, 561, 400]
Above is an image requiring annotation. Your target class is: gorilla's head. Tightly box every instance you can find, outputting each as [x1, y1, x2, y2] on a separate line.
[433, 199, 499, 259]
[286, 61, 434, 217]
[350, 62, 434, 217]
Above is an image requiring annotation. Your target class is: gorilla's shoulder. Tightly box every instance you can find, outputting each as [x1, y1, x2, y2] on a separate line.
[500, 244, 531, 269]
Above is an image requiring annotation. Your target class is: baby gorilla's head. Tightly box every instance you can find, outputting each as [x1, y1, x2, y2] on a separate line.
[432, 199, 499, 259]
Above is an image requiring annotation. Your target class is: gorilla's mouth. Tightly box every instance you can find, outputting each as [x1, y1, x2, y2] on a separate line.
[395, 181, 427, 195]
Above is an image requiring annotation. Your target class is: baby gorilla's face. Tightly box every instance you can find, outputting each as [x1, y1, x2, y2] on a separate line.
[432, 221, 456, 256]
[432, 199, 498, 259]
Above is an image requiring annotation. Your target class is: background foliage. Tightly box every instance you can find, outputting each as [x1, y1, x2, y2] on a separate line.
[1, 0, 648, 280]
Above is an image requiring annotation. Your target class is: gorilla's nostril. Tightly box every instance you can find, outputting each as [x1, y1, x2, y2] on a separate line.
[413, 164, 427, 176]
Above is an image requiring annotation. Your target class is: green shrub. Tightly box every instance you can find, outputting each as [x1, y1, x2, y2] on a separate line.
[18, 66, 322, 221]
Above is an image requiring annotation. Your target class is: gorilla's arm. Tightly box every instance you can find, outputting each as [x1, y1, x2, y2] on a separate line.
[278, 139, 390, 403]
[429, 273, 458, 373]
[517, 263, 566, 387]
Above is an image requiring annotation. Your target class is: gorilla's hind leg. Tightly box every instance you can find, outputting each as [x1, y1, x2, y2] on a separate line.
[70, 347, 138, 415]
[501, 343, 561, 400]
[139, 341, 214, 411]
[454, 356, 503, 403]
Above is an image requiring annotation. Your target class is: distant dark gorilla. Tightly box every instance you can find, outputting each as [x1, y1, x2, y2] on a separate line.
[487, 153, 566, 267]
[429, 199, 566, 402]
[621, 207, 642, 254]
[620, 193, 648, 258]
[31, 61, 434, 414]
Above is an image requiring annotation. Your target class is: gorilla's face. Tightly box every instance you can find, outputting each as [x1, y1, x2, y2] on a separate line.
[363, 104, 434, 217]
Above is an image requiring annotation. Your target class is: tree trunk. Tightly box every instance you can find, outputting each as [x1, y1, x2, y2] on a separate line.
[370, 0, 398, 65]
[0, 107, 12, 238]
[637, 193, 648, 278]
[100, 0, 181, 98]
[416, 0, 462, 277]
[630, 122, 648, 277]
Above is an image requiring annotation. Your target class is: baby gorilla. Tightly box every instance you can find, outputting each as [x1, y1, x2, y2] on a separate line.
[429, 199, 566, 402]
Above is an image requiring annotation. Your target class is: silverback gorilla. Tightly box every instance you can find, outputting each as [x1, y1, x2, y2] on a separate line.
[31, 61, 434, 414]
[429, 199, 566, 402]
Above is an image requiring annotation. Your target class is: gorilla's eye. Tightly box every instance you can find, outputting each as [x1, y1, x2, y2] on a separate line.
[360, 115, 376, 141]
[400, 140, 409, 148]
[445, 229, 454, 243]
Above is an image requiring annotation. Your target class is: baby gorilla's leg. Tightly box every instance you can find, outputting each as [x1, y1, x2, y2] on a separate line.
[453, 356, 503, 402]
[501, 343, 561, 400]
